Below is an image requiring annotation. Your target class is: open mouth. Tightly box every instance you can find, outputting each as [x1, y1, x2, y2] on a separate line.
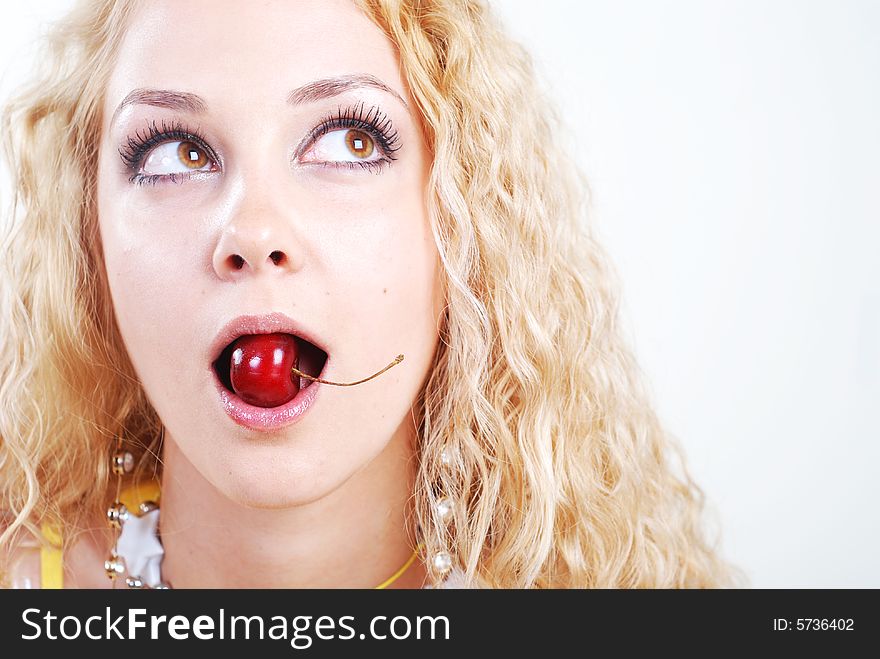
[212, 333, 329, 400]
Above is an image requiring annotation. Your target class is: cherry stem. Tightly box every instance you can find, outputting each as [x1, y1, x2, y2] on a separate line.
[291, 354, 404, 386]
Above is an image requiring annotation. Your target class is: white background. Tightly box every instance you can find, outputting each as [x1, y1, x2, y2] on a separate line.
[1, 1, 877, 587]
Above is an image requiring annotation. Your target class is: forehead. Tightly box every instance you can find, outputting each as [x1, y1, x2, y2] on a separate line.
[105, 0, 403, 121]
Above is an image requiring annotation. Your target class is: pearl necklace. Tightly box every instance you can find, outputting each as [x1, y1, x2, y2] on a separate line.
[105, 499, 423, 589]
[105, 426, 454, 588]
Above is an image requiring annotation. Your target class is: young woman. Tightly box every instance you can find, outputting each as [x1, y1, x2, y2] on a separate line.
[0, 0, 742, 588]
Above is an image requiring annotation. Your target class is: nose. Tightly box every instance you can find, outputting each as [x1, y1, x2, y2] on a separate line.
[211, 190, 301, 281]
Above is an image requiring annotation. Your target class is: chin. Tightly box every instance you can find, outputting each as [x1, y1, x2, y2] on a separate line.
[210, 449, 357, 510]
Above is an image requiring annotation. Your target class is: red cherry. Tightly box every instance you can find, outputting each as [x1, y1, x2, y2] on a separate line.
[229, 333, 300, 408]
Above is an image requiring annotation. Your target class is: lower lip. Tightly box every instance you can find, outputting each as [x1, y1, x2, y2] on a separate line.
[212, 362, 325, 432]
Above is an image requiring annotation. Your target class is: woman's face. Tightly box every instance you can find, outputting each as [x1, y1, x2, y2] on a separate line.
[97, 0, 443, 507]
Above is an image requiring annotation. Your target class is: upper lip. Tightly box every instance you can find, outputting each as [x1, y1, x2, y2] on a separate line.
[208, 312, 328, 365]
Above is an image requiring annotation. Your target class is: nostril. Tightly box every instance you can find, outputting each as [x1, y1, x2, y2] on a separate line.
[230, 254, 245, 270]
[270, 251, 285, 266]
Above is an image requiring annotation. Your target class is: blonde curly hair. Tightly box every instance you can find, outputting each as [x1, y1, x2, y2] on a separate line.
[0, 0, 745, 588]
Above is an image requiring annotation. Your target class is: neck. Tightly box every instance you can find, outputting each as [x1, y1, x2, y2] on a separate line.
[158, 420, 426, 589]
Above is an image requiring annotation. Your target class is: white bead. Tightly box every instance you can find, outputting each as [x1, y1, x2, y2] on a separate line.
[432, 551, 452, 574]
[106, 503, 129, 529]
[440, 447, 452, 466]
[112, 451, 135, 475]
[125, 575, 145, 589]
[139, 501, 158, 515]
[104, 556, 126, 580]
[435, 497, 454, 522]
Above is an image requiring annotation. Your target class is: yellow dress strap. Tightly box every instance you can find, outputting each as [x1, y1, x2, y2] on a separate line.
[119, 479, 162, 512]
[39, 522, 64, 589]
[39, 478, 162, 589]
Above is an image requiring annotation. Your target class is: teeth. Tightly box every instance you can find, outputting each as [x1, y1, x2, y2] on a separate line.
[296, 355, 306, 390]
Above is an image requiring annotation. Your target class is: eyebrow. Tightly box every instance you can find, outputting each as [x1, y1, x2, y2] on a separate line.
[111, 74, 408, 126]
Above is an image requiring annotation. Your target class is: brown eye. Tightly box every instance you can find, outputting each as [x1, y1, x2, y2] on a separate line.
[344, 130, 374, 158]
[177, 141, 209, 169]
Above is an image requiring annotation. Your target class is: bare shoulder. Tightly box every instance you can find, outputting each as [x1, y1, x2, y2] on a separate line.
[0, 516, 43, 589]
[1, 512, 113, 589]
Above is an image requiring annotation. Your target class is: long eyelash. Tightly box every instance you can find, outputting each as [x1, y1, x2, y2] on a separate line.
[119, 103, 401, 186]
[304, 101, 402, 164]
[118, 119, 217, 185]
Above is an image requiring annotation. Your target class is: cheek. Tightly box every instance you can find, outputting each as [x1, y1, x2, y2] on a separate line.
[332, 190, 440, 441]
[330, 193, 438, 355]
[324, 169, 436, 304]
[97, 195, 203, 374]
[99, 172, 201, 290]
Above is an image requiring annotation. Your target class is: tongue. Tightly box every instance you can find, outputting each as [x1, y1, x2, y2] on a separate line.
[229, 333, 300, 408]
